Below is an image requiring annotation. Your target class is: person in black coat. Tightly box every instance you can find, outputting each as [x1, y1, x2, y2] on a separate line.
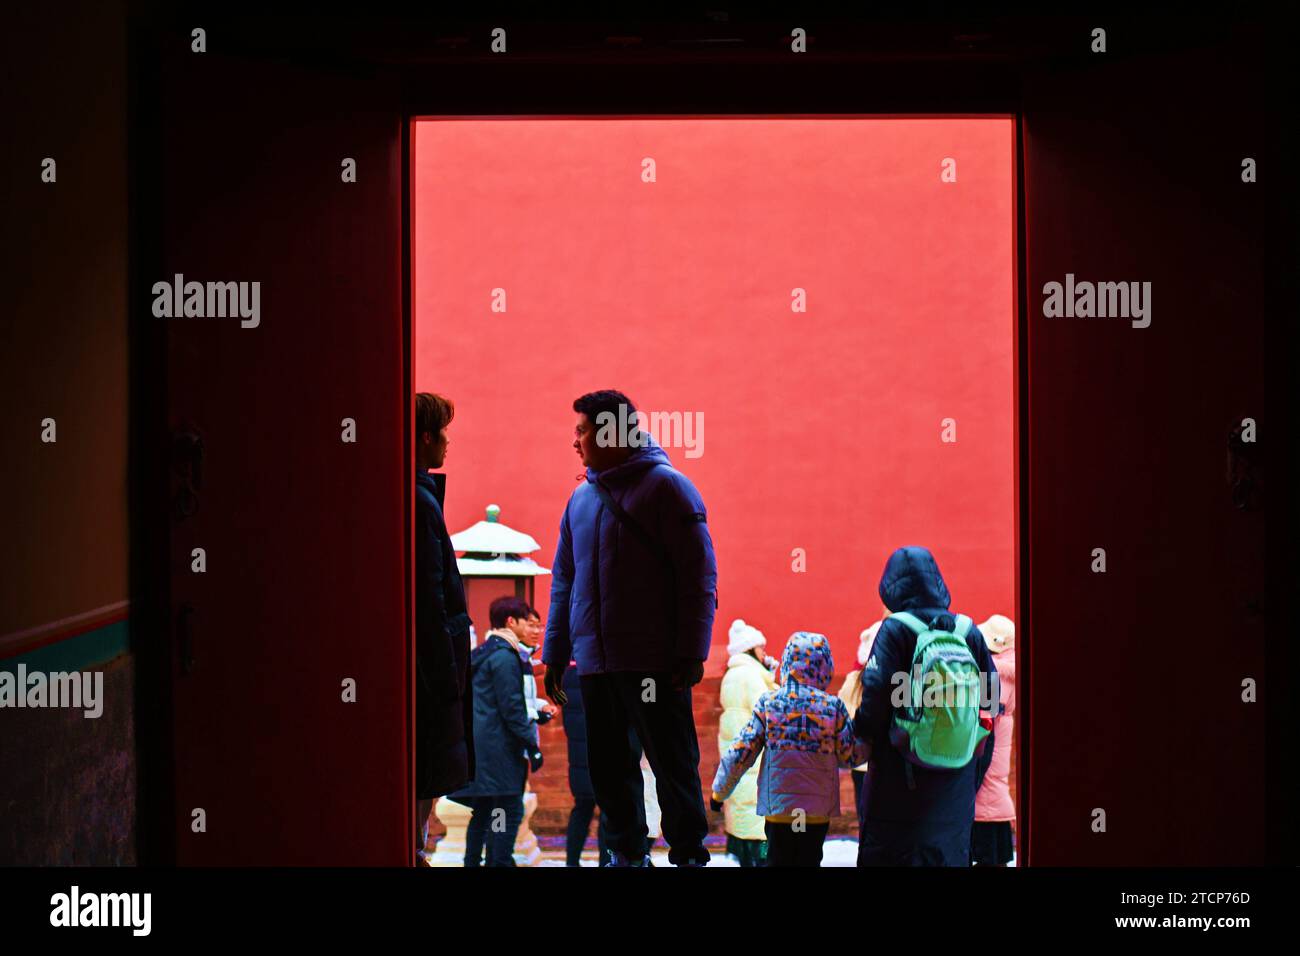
[414, 393, 474, 864]
[562, 664, 604, 865]
[853, 546, 998, 866]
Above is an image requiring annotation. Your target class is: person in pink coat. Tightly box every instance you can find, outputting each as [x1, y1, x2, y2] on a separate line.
[972, 614, 1016, 865]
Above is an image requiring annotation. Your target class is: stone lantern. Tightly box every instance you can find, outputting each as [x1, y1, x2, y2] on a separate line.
[450, 503, 550, 635]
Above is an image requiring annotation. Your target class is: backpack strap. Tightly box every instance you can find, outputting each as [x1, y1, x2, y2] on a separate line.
[894, 611, 972, 637]
[888, 612, 927, 635]
[590, 479, 672, 569]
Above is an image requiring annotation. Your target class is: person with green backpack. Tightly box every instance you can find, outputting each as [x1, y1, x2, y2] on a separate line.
[852, 546, 1000, 866]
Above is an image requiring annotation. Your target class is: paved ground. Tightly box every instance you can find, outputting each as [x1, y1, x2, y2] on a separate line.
[530, 837, 1015, 867]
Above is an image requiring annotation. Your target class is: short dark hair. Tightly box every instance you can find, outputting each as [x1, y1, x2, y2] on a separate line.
[573, 389, 636, 426]
[490, 596, 533, 629]
[415, 392, 454, 441]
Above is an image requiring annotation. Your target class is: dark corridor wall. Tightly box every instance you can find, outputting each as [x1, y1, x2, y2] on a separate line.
[1022, 47, 1275, 864]
[0, 1, 135, 865]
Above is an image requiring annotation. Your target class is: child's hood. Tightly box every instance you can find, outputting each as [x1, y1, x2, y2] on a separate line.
[780, 632, 835, 691]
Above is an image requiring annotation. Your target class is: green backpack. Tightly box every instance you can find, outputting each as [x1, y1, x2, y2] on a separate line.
[888, 612, 991, 772]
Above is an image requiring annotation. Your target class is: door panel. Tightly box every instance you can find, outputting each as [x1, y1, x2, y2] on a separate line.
[156, 46, 407, 864]
[1022, 53, 1268, 864]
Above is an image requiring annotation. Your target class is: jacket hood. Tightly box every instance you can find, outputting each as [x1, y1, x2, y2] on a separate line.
[586, 432, 672, 486]
[469, 633, 513, 672]
[878, 546, 951, 613]
[780, 631, 835, 691]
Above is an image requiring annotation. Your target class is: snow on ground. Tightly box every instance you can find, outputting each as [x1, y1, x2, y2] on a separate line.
[533, 838, 1015, 867]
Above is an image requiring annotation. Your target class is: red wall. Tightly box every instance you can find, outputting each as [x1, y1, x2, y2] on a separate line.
[415, 118, 1013, 675]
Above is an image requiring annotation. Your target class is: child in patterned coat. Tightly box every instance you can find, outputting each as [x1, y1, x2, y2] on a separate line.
[711, 631, 869, 866]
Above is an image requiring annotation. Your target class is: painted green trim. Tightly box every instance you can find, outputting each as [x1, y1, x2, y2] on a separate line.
[0, 619, 130, 673]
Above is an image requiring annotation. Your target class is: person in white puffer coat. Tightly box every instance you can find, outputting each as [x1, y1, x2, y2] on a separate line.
[715, 619, 779, 866]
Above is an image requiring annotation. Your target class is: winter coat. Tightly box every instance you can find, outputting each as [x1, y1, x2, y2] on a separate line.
[717, 652, 779, 840]
[713, 632, 868, 820]
[414, 470, 474, 799]
[542, 435, 718, 676]
[853, 546, 998, 865]
[516, 641, 543, 746]
[837, 621, 882, 774]
[453, 634, 535, 797]
[836, 672, 870, 773]
[560, 664, 594, 799]
[975, 617, 1016, 822]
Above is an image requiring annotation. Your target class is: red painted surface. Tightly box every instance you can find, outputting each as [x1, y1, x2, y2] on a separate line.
[415, 117, 1014, 675]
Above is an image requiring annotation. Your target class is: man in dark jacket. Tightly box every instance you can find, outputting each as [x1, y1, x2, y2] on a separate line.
[853, 546, 998, 866]
[454, 596, 543, 866]
[414, 392, 474, 864]
[542, 390, 718, 867]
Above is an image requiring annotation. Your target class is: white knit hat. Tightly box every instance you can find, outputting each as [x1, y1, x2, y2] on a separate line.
[980, 614, 1015, 654]
[858, 620, 883, 666]
[727, 619, 767, 657]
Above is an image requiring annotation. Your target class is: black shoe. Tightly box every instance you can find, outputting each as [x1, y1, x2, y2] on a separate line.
[670, 846, 711, 867]
[603, 849, 652, 867]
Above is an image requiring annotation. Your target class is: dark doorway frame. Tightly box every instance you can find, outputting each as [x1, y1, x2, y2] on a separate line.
[402, 108, 1030, 865]
[120, 9, 1289, 870]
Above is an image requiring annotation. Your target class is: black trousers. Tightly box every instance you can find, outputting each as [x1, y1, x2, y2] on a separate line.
[764, 819, 830, 867]
[579, 671, 710, 865]
[565, 797, 611, 866]
[850, 769, 867, 828]
[463, 794, 524, 867]
[726, 834, 767, 867]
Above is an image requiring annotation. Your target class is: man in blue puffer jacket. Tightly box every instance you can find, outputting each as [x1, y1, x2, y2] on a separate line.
[542, 389, 719, 867]
[853, 546, 998, 866]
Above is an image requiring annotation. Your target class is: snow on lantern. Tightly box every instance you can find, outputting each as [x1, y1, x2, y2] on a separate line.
[450, 504, 550, 645]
